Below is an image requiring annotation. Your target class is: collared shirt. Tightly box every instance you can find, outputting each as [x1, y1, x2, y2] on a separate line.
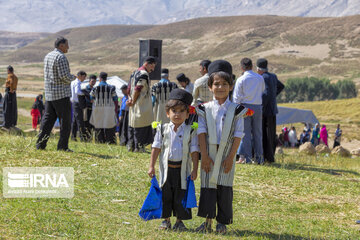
[192, 73, 213, 106]
[197, 97, 244, 144]
[70, 78, 84, 103]
[233, 70, 265, 105]
[44, 48, 75, 101]
[6, 73, 18, 93]
[152, 122, 199, 161]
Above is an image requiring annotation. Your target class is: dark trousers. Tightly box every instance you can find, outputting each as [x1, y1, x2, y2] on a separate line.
[36, 97, 71, 150]
[263, 115, 276, 163]
[128, 125, 153, 149]
[333, 140, 340, 148]
[71, 102, 86, 141]
[95, 127, 116, 144]
[162, 168, 192, 220]
[83, 108, 93, 142]
[119, 110, 129, 145]
[197, 186, 233, 224]
[3, 90, 17, 128]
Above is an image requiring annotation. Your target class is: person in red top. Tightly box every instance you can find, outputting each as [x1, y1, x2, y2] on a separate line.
[31, 101, 41, 130]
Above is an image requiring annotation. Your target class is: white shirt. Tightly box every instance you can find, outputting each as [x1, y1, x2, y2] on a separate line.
[152, 122, 199, 161]
[233, 70, 265, 105]
[197, 97, 245, 144]
[70, 78, 83, 103]
[289, 130, 297, 144]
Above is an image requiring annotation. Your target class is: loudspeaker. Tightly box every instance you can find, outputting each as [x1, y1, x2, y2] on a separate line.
[139, 39, 162, 80]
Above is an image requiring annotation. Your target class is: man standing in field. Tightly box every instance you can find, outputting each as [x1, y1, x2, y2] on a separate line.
[233, 58, 265, 164]
[127, 56, 156, 152]
[36, 37, 76, 151]
[257, 58, 284, 163]
[3, 65, 18, 129]
[192, 60, 212, 106]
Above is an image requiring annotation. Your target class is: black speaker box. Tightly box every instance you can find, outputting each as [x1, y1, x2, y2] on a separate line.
[139, 39, 162, 80]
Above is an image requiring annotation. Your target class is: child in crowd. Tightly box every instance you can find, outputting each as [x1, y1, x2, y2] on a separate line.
[119, 84, 129, 146]
[196, 60, 248, 234]
[30, 101, 41, 130]
[148, 88, 199, 231]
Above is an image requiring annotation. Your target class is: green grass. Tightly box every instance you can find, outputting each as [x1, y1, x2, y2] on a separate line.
[0, 135, 359, 239]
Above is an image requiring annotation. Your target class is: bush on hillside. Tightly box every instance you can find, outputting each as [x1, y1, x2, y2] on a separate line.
[278, 77, 357, 103]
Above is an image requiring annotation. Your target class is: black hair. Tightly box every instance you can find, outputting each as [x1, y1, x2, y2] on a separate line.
[200, 60, 211, 71]
[241, 58, 253, 70]
[208, 71, 233, 87]
[32, 102, 38, 109]
[89, 74, 97, 80]
[165, 99, 189, 113]
[99, 72, 108, 80]
[144, 56, 156, 64]
[54, 37, 68, 48]
[7, 65, 14, 72]
[77, 70, 87, 77]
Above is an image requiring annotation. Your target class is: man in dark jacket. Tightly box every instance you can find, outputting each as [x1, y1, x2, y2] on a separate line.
[257, 58, 284, 163]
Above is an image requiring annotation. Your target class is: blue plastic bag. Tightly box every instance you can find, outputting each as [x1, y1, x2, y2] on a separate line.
[139, 176, 163, 221]
[182, 176, 197, 209]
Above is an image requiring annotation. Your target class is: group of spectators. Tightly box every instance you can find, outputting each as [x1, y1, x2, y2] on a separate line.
[24, 36, 285, 165]
[278, 123, 342, 148]
[0, 36, 317, 163]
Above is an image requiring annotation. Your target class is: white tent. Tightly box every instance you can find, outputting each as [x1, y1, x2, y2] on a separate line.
[81, 76, 128, 99]
[276, 106, 319, 125]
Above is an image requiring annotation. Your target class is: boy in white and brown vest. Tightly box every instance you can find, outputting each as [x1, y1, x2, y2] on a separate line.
[196, 60, 250, 234]
[148, 88, 199, 231]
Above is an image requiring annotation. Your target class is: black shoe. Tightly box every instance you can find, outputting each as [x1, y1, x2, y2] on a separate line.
[173, 221, 187, 231]
[195, 222, 212, 233]
[215, 223, 227, 234]
[159, 220, 171, 230]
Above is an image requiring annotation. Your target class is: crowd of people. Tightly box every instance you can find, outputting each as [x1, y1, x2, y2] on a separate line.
[2, 36, 346, 233]
[277, 123, 343, 148]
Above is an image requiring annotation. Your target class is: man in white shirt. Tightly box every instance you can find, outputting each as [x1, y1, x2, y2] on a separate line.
[192, 60, 212, 106]
[70, 70, 87, 141]
[233, 58, 265, 164]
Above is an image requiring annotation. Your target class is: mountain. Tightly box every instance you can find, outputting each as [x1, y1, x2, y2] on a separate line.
[0, 31, 50, 51]
[0, 0, 359, 32]
[2, 15, 359, 85]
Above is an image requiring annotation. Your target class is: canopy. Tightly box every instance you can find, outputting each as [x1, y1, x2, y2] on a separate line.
[81, 76, 128, 99]
[276, 106, 318, 125]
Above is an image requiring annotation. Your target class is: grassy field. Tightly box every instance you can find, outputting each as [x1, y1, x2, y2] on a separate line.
[0, 134, 359, 239]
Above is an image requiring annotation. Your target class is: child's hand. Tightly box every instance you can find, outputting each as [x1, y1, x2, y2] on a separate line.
[148, 167, 155, 178]
[201, 154, 214, 173]
[222, 156, 233, 173]
[126, 99, 133, 107]
[190, 170, 197, 180]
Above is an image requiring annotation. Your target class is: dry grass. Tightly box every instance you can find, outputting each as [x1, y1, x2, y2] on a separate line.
[0, 15, 359, 83]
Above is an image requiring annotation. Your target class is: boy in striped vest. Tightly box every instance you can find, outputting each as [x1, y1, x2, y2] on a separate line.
[196, 60, 249, 234]
[148, 88, 199, 231]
